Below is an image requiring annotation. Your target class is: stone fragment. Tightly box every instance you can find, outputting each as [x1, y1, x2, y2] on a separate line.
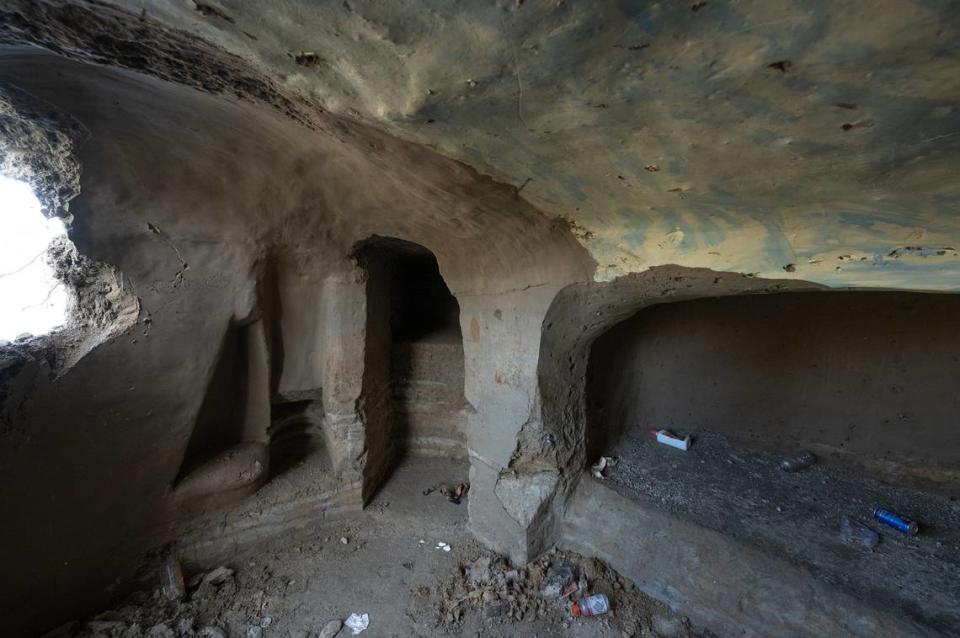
[540, 563, 574, 599]
[318, 619, 343, 638]
[145, 623, 175, 638]
[202, 566, 235, 586]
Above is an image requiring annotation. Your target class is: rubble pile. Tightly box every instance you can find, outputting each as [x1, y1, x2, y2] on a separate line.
[436, 548, 700, 637]
[41, 566, 271, 638]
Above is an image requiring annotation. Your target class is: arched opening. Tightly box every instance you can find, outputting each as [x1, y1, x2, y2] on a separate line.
[355, 237, 467, 494]
[585, 290, 960, 478]
[580, 290, 960, 632]
[0, 175, 69, 342]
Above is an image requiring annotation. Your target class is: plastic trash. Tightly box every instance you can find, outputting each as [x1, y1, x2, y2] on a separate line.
[651, 429, 691, 451]
[540, 564, 574, 599]
[345, 613, 369, 634]
[559, 582, 580, 600]
[591, 456, 613, 479]
[571, 593, 610, 617]
[874, 508, 919, 535]
[778, 451, 816, 472]
[840, 515, 880, 549]
[161, 558, 185, 601]
[442, 482, 469, 504]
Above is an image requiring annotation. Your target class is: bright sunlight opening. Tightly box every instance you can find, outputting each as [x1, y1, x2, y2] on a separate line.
[0, 175, 69, 341]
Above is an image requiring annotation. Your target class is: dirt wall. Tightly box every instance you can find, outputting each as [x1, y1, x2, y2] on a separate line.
[359, 251, 400, 498]
[0, 44, 592, 636]
[392, 335, 467, 458]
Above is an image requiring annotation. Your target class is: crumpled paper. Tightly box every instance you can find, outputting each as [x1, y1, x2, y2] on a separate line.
[345, 612, 369, 635]
[591, 456, 614, 479]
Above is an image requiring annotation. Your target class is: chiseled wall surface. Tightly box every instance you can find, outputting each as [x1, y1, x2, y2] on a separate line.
[86, 0, 960, 289]
[392, 337, 468, 458]
[587, 291, 960, 484]
[0, 46, 592, 635]
[2, 2, 960, 635]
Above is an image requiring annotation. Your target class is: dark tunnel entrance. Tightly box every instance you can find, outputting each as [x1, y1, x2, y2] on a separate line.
[355, 237, 468, 495]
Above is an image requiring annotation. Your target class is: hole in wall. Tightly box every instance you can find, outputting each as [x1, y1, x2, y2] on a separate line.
[268, 410, 327, 478]
[0, 175, 69, 342]
[177, 323, 251, 477]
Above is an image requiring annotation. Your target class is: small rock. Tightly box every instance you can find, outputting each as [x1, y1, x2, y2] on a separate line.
[145, 623, 175, 638]
[651, 614, 684, 637]
[484, 601, 511, 619]
[87, 621, 126, 635]
[581, 561, 598, 581]
[201, 566, 235, 586]
[318, 619, 342, 638]
[468, 557, 492, 585]
[340, 537, 349, 545]
[176, 617, 195, 635]
[259, 616, 272, 628]
[196, 628, 226, 638]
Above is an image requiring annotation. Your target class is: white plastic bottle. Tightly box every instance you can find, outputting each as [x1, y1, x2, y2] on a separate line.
[571, 594, 610, 617]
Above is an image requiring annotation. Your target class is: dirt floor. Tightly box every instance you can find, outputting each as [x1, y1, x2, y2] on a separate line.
[602, 430, 960, 633]
[44, 459, 705, 638]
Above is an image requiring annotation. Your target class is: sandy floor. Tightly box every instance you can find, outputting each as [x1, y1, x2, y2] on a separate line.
[605, 430, 960, 632]
[49, 458, 703, 638]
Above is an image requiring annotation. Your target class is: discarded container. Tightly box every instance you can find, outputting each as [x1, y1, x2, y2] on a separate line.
[571, 593, 610, 617]
[439, 482, 470, 504]
[874, 508, 919, 536]
[591, 456, 613, 479]
[778, 451, 817, 472]
[652, 429, 691, 451]
[161, 558, 186, 601]
[840, 515, 880, 549]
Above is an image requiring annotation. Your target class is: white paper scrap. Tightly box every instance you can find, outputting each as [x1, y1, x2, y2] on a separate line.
[345, 612, 369, 634]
